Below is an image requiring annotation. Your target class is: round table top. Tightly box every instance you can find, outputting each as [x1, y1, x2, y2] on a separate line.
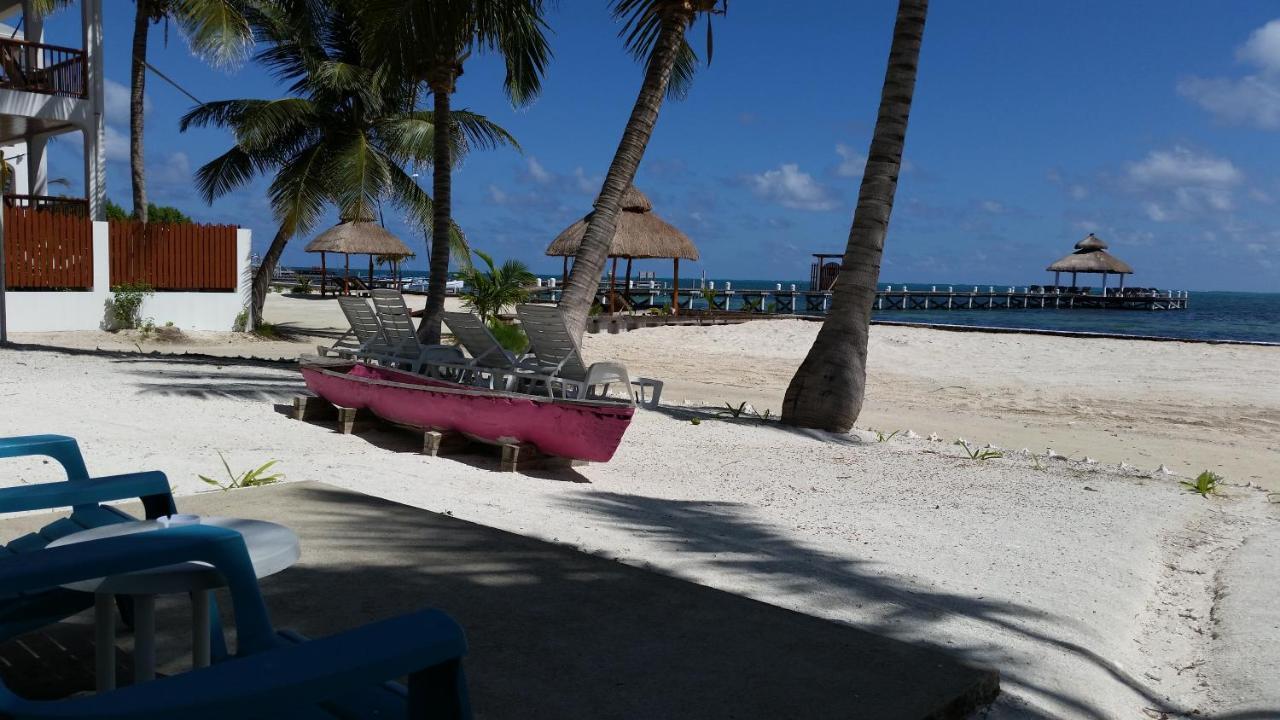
[46, 516, 300, 595]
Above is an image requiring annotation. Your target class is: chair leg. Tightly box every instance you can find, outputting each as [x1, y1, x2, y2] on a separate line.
[407, 659, 471, 719]
[115, 594, 135, 630]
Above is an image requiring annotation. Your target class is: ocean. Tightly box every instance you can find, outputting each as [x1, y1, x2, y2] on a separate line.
[287, 267, 1280, 345]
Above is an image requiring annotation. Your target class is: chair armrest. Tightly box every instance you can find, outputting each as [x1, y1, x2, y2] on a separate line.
[0, 470, 173, 515]
[26, 610, 469, 720]
[0, 434, 89, 480]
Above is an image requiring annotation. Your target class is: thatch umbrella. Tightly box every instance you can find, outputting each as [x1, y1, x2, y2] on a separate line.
[547, 187, 700, 314]
[1046, 233, 1134, 293]
[304, 221, 414, 296]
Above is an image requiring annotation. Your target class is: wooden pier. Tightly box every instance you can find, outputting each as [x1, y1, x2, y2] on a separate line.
[528, 284, 1190, 315]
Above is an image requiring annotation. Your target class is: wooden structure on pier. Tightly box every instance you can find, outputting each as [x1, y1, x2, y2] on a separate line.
[304, 220, 414, 297]
[810, 253, 842, 291]
[1046, 233, 1133, 293]
[546, 186, 699, 315]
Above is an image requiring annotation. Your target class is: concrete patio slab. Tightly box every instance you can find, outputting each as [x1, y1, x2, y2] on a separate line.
[0, 483, 998, 718]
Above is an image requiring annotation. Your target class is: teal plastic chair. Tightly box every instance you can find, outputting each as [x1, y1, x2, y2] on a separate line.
[0, 435, 177, 642]
[0, 525, 471, 719]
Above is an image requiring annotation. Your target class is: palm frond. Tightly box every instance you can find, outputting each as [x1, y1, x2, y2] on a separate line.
[268, 143, 331, 237]
[325, 133, 393, 223]
[172, 0, 255, 68]
[193, 146, 259, 203]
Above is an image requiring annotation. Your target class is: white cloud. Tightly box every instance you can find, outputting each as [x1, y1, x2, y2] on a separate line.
[526, 157, 552, 184]
[104, 78, 150, 127]
[488, 185, 508, 204]
[571, 167, 599, 194]
[834, 143, 866, 178]
[979, 200, 1005, 214]
[151, 152, 191, 186]
[103, 124, 128, 162]
[747, 163, 837, 211]
[1179, 19, 1280, 129]
[1068, 184, 1089, 200]
[1126, 146, 1242, 187]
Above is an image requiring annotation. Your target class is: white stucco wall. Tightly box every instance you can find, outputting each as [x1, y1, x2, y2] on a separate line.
[4, 225, 251, 332]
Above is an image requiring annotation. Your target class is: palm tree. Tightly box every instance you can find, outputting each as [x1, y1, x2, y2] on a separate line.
[781, 0, 929, 432]
[129, 1, 255, 223]
[357, 0, 552, 344]
[181, 0, 516, 327]
[555, 0, 724, 340]
[458, 249, 534, 323]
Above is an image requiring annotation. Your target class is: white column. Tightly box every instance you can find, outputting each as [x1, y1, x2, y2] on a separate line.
[81, 0, 105, 220]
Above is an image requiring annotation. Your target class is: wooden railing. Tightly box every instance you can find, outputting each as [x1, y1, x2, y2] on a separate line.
[2, 207, 93, 289]
[109, 221, 239, 291]
[0, 37, 86, 98]
[4, 194, 90, 216]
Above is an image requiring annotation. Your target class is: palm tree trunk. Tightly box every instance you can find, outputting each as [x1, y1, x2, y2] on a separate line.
[557, 11, 687, 340]
[129, 3, 150, 223]
[781, 0, 928, 432]
[418, 86, 452, 344]
[249, 224, 292, 328]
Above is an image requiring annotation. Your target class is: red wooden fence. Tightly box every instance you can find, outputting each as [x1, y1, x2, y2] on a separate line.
[2, 207, 93, 289]
[109, 221, 238, 291]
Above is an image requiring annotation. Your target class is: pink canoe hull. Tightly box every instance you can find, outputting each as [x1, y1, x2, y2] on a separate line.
[300, 361, 635, 462]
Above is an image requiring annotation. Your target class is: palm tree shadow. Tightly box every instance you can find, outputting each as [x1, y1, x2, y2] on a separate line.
[648, 404, 866, 446]
[560, 491, 1200, 718]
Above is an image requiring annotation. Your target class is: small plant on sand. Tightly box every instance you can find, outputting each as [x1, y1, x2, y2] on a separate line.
[109, 282, 154, 330]
[699, 286, 717, 310]
[875, 429, 901, 443]
[717, 401, 751, 419]
[960, 443, 1003, 462]
[1030, 453, 1046, 472]
[233, 309, 249, 332]
[1181, 470, 1221, 497]
[199, 452, 284, 492]
[253, 321, 281, 339]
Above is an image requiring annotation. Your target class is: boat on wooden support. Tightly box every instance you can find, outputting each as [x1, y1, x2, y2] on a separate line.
[299, 360, 635, 462]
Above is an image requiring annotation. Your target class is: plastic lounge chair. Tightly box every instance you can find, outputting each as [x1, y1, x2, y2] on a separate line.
[0, 525, 471, 719]
[438, 312, 533, 388]
[318, 297, 393, 360]
[0, 435, 177, 642]
[513, 305, 632, 401]
[369, 289, 464, 373]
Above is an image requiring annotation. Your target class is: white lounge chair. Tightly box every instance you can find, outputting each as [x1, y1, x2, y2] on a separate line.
[319, 296, 389, 359]
[360, 290, 463, 372]
[438, 312, 527, 388]
[513, 305, 631, 401]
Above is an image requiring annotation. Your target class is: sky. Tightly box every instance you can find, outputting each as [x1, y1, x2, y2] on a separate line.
[32, 1, 1280, 292]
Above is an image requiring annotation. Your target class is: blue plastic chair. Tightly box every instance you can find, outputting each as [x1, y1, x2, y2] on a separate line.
[0, 435, 178, 642]
[0, 525, 471, 719]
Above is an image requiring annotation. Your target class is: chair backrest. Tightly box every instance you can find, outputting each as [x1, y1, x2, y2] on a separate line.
[337, 297, 387, 350]
[442, 312, 515, 368]
[370, 288, 421, 350]
[515, 305, 588, 380]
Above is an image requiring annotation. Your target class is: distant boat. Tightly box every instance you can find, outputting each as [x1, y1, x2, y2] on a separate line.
[403, 278, 464, 295]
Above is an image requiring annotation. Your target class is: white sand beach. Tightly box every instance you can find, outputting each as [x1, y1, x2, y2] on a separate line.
[4, 294, 1279, 717]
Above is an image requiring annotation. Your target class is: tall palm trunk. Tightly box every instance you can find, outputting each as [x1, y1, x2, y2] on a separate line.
[557, 11, 688, 340]
[249, 225, 291, 328]
[780, 0, 928, 432]
[130, 3, 150, 223]
[418, 85, 453, 344]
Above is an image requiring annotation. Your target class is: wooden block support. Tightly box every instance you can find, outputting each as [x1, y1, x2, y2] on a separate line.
[292, 395, 336, 421]
[421, 428, 473, 456]
[500, 442, 589, 473]
[336, 407, 371, 435]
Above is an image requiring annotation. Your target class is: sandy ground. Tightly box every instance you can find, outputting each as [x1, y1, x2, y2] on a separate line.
[4, 294, 1280, 716]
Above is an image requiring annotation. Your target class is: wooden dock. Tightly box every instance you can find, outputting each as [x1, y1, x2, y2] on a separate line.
[530, 285, 1190, 315]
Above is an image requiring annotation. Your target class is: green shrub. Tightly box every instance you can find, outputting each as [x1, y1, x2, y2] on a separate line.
[488, 318, 529, 354]
[1181, 470, 1221, 497]
[291, 277, 313, 294]
[233, 309, 249, 332]
[199, 452, 284, 492]
[105, 198, 193, 223]
[109, 282, 154, 330]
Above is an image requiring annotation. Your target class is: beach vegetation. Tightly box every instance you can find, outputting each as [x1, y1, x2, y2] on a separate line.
[183, 1, 517, 330]
[233, 309, 248, 332]
[960, 443, 1003, 462]
[105, 199, 193, 224]
[291, 277, 314, 294]
[556, 0, 726, 339]
[199, 452, 285, 492]
[781, 0, 928, 432]
[127, 0, 254, 223]
[356, 0, 550, 345]
[488, 318, 529, 354]
[108, 282, 154, 330]
[1181, 470, 1221, 497]
[875, 429, 901, 443]
[717, 401, 751, 419]
[459, 250, 535, 323]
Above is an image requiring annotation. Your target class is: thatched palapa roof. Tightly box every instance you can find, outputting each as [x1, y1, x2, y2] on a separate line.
[545, 186, 700, 261]
[1046, 233, 1133, 274]
[304, 221, 414, 257]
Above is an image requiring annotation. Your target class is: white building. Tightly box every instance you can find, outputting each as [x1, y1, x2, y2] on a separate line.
[0, 0, 104, 218]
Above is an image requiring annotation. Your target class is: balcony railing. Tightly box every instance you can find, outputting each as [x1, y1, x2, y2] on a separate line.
[0, 38, 86, 98]
[4, 194, 90, 216]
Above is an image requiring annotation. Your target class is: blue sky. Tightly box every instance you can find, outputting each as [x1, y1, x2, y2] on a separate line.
[36, 1, 1280, 291]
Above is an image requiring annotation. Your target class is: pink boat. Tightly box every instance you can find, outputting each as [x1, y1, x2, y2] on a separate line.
[300, 360, 636, 462]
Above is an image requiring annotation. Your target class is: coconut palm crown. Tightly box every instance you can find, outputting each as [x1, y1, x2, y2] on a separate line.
[181, 0, 517, 326]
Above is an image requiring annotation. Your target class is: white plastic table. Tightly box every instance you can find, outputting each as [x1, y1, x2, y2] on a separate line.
[47, 516, 299, 691]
